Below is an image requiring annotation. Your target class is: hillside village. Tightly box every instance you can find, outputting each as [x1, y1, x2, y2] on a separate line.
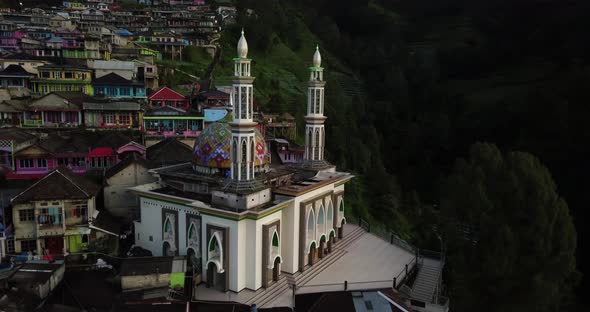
[0, 1, 448, 312]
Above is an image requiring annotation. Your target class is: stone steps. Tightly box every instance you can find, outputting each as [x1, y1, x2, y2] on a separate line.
[411, 264, 441, 303]
[249, 225, 366, 307]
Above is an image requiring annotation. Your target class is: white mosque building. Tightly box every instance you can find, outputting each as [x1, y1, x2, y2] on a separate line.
[131, 30, 353, 293]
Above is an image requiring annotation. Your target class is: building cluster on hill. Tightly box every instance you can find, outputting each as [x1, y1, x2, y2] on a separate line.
[0, 3, 448, 312]
[0, 0, 231, 60]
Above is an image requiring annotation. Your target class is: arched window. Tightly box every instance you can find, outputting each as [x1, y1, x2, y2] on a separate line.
[307, 129, 313, 160]
[339, 200, 344, 212]
[164, 217, 172, 235]
[272, 231, 279, 247]
[241, 140, 247, 162]
[314, 129, 320, 160]
[317, 204, 325, 238]
[188, 224, 195, 241]
[317, 205, 325, 225]
[307, 209, 315, 243]
[209, 237, 218, 252]
[327, 201, 333, 229]
[208, 233, 223, 264]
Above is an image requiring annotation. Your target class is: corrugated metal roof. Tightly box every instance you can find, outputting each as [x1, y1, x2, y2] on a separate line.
[91, 60, 135, 71]
[82, 101, 140, 111]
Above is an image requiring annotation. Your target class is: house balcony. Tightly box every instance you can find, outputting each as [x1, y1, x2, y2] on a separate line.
[37, 225, 65, 237]
[144, 130, 201, 139]
[21, 119, 43, 127]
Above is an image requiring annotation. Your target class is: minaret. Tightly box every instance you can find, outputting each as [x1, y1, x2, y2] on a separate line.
[304, 45, 327, 164]
[229, 29, 257, 182]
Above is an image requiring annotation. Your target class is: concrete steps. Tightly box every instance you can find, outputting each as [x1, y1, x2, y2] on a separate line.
[248, 225, 366, 307]
[411, 263, 441, 303]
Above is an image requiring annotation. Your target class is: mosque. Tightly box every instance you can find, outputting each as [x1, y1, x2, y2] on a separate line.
[131, 30, 353, 293]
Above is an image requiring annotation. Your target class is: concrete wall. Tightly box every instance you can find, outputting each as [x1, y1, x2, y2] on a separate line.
[121, 273, 171, 290]
[211, 188, 272, 210]
[105, 163, 154, 218]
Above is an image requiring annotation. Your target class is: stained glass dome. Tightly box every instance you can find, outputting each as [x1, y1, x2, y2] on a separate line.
[192, 122, 269, 170]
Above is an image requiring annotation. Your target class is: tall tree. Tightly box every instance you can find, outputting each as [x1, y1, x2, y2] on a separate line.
[439, 143, 579, 312]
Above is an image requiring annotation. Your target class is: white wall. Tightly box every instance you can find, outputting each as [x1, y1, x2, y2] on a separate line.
[254, 212, 282, 289]
[135, 197, 199, 256]
[279, 181, 346, 273]
[200, 214, 240, 291]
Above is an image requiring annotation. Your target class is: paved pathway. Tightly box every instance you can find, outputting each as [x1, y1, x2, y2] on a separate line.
[195, 223, 416, 308]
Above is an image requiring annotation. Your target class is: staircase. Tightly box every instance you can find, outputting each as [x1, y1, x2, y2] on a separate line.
[411, 259, 442, 303]
[246, 225, 366, 307]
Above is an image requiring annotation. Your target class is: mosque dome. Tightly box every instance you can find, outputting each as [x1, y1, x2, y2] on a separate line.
[192, 122, 269, 170]
[237, 29, 248, 58]
[312, 45, 321, 67]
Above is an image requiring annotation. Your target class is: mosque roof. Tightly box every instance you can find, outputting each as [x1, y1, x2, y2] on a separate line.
[192, 122, 269, 169]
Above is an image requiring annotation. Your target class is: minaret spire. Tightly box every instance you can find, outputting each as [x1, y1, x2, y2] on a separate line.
[229, 29, 257, 182]
[304, 45, 327, 166]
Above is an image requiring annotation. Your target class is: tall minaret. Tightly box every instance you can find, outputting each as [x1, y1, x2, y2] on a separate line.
[304, 45, 327, 164]
[229, 29, 257, 182]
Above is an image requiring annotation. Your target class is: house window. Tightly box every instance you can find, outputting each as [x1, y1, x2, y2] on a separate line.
[65, 111, 78, 123]
[104, 114, 115, 124]
[19, 159, 34, 168]
[20, 240, 37, 252]
[41, 71, 50, 78]
[37, 159, 47, 168]
[64, 72, 73, 79]
[10, 78, 22, 86]
[6, 239, 15, 253]
[119, 114, 130, 125]
[120, 88, 130, 96]
[46, 111, 60, 123]
[147, 67, 153, 73]
[38, 207, 62, 225]
[72, 157, 85, 167]
[71, 202, 88, 221]
[18, 209, 35, 222]
[58, 158, 69, 166]
[107, 87, 116, 96]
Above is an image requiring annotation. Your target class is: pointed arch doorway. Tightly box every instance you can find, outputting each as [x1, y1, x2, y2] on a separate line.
[272, 257, 281, 282]
[308, 242, 317, 265]
[206, 261, 225, 291]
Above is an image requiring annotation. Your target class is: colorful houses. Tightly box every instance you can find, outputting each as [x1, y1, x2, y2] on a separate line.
[143, 105, 203, 147]
[92, 73, 146, 98]
[10, 132, 91, 178]
[148, 86, 189, 110]
[82, 98, 142, 129]
[6, 130, 145, 179]
[10, 167, 100, 255]
[30, 65, 94, 96]
[22, 92, 86, 127]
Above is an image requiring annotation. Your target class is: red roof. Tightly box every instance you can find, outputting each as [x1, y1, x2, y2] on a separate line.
[149, 87, 187, 101]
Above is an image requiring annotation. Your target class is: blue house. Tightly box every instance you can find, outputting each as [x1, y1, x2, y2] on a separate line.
[93, 72, 146, 99]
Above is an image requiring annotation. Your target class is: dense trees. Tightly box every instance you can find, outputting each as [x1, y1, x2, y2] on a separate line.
[439, 143, 579, 311]
[226, 0, 584, 308]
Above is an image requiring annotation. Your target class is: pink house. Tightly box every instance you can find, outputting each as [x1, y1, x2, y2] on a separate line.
[7, 131, 145, 179]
